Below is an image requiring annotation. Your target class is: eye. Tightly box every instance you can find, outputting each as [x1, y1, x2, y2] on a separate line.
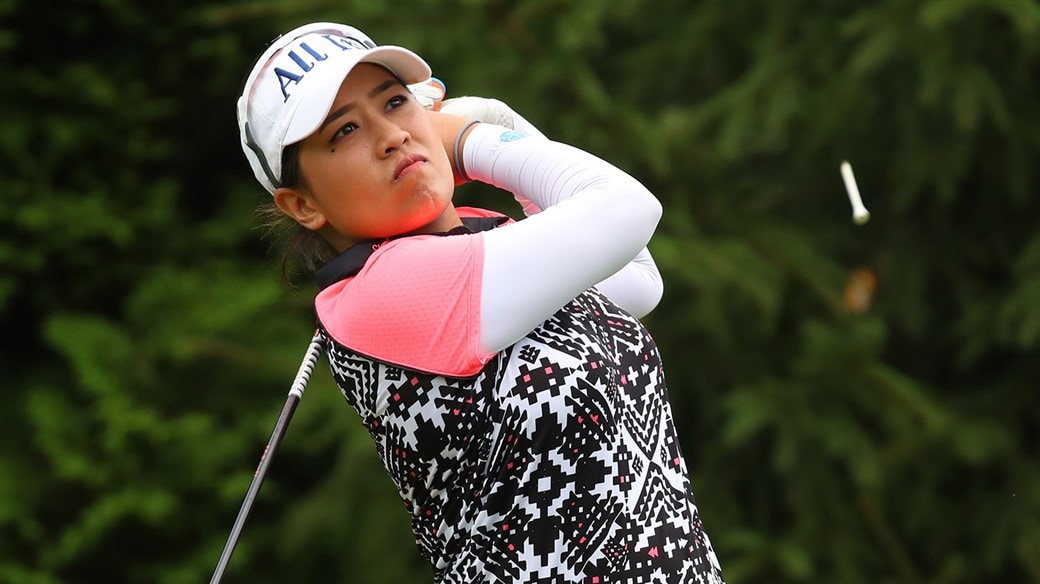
[332, 122, 357, 141]
[386, 94, 408, 111]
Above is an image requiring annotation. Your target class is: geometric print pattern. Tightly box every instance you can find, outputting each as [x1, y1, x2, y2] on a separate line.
[322, 287, 725, 583]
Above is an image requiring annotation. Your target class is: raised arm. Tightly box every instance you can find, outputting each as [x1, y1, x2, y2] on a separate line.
[459, 123, 663, 354]
[432, 107, 663, 325]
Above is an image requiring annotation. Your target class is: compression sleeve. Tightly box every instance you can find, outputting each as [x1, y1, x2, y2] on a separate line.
[592, 248, 663, 319]
[463, 124, 663, 354]
[441, 101, 663, 316]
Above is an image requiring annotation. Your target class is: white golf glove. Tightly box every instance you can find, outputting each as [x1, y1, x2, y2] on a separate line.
[409, 77, 447, 109]
[409, 78, 545, 139]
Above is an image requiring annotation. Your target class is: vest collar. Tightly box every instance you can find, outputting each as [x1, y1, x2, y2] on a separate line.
[315, 215, 507, 290]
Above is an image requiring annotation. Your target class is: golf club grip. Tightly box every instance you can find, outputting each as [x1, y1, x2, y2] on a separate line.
[210, 332, 325, 584]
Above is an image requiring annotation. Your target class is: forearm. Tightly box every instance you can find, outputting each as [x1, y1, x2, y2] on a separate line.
[593, 248, 663, 319]
[463, 124, 663, 352]
[435, 105, 663, 321]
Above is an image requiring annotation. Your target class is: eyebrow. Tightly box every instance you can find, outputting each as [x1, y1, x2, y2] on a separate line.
[318, 77, 403, 135]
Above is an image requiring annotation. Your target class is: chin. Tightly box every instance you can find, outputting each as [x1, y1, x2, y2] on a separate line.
[412, 202, 458, 235]
[411, 181, 453, 210]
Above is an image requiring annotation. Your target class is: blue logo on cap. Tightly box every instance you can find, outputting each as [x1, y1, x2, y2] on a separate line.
[274, 35, 368, 102]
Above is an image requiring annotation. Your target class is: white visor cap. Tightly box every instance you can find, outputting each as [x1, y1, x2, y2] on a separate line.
[237, 22, 432, 193]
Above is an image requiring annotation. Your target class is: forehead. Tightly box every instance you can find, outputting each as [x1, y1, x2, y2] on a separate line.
[320, 63, 404, 116]
[339, 63, 403, 96]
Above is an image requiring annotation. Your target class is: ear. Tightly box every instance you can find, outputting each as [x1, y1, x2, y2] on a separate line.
[273, 187, 327, 231]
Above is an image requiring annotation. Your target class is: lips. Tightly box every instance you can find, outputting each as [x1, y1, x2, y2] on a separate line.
[393, 154, 427, 181]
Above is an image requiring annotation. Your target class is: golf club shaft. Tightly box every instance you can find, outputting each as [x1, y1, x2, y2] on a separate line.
[210, 331, 324, 584]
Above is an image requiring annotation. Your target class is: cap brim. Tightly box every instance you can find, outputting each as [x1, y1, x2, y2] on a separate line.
[282, 46, 431, 145]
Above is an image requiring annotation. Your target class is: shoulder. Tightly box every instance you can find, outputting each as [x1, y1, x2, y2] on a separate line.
[315, 229, 491, 376]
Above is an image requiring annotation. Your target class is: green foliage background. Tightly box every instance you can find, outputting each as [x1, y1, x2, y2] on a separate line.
[2, 0, 1039, 582]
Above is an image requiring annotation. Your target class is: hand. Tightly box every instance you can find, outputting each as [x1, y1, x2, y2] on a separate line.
[439, 97, 545, 139]
[410, 76, 543, 137]
[408, 78, 446, 110]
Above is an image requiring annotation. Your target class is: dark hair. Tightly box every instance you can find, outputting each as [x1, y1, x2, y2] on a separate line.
[255, 142, 338, 287]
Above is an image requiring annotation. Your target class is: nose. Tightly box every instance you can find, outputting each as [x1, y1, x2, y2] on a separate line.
[374, 117, 409, 157]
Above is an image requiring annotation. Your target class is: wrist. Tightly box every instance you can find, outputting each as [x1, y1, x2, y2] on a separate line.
[429, 111, 478, 184]
[453, 120, 480, 184]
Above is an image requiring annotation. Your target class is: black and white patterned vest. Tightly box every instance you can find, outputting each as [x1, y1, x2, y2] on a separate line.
[319, 275, 724, 583]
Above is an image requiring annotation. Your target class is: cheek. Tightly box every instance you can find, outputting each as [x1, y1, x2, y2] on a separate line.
[428, 146, 455, 194]
[307, 154, 376, 203]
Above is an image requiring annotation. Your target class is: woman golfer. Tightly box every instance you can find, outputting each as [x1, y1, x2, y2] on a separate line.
[237, 21, 724, 584]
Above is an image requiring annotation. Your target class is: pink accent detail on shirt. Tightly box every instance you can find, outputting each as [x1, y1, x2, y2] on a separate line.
[316, 207, 507, 377]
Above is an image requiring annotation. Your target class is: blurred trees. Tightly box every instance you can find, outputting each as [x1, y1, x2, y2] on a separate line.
[1, 0, 1038, 582]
